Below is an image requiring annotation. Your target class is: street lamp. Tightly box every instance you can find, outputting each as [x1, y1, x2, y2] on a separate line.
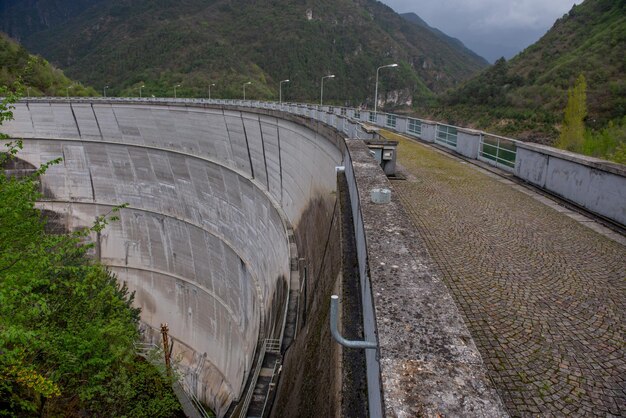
[374, 63, 398, 113]
[104, 85, 109, 97]
[66, 85, 73, 98]
[139, 84, 145, 98]
[209, 83, 216, 100]
[279, 79, 290, 104]
[320, 74, 335, 106]
[243, 81, 252, 100]
[174, 84, 181, 99]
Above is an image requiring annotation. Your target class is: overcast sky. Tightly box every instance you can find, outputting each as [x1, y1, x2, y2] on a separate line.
[381, 0, 582, 62]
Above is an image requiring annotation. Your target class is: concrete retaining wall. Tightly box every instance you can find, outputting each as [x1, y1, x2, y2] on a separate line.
[515, 142, 626, 225]
[3, 101, 343, 416]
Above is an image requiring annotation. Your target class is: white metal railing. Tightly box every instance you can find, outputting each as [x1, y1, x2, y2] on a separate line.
[407, 117, 422, 136]
[19, 96, 522, 175]
[265, 339, 281, 354]
[435, 124, 458, 148]
[479, 133, 517, 171]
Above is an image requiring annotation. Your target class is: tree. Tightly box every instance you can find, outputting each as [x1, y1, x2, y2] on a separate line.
[556, 74, 587, 151]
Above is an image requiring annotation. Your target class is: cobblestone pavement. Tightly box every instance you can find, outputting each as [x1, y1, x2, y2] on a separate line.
[390, 136, 626, 417]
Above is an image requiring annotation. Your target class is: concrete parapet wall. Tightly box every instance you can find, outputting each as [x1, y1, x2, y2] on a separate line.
[420, 121, 437, 142]
[4, 101, 343, 416]
[457, 129, 482, 159]
[515, 142, 626, 225]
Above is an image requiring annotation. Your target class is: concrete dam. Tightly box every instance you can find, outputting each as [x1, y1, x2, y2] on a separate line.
[4, 100, 349, 416]
[11, 98, 622, 417]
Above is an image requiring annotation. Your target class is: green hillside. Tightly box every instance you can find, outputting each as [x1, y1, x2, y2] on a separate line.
[435, 0, 625, 143]
[401, 12, 487, 66]
[0, 0, 487, 104]
[0, 33, 97, 97]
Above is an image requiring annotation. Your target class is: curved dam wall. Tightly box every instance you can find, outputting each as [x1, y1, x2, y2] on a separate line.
[3, 101, 343, 416]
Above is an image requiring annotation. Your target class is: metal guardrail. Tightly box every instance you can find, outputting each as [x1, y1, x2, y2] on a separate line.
[479, 133, 517, 171]
[264, 339, 281, 354]
[19, 97, 522, 169]
[435, 124, 458, 148]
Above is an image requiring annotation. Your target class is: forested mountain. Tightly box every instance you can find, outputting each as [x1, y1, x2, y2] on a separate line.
[400, 12, 487, 66]
[440, 0, 625, 140]
[0, 0, 487, 104]
[0, 33, 96, 97]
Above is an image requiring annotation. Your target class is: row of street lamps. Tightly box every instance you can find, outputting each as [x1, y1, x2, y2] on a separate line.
[93, 64, 398, 105]
[253, 63, 397, 107]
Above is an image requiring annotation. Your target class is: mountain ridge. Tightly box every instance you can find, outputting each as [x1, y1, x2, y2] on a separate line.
[433, 0, 625, 141]
[0, 0, 488, 104]
[400, 12, 487, 65]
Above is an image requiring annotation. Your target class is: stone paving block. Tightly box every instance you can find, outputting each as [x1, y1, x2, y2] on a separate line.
[391, 136, 626, 417]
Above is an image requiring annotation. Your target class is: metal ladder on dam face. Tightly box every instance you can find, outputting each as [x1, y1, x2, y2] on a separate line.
[237, 339, 282, 418]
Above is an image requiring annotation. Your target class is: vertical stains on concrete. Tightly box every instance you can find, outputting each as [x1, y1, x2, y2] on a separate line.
[270, 193, 342, 418]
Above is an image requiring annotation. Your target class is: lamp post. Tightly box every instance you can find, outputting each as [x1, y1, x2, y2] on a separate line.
[243, 81, 252, 100]
[139, 84, 145, 98]
[174, 84, 181, 99]
[103, 85, 109, 97]
[374, 63, 398, 114]
[209, 83, 216, 100]
[66, 85, 73, 98]
[279, 79, 290, 104]
[320, 75, 335, 106]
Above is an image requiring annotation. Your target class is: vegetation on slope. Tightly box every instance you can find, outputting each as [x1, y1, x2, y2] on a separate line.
[0, 87, 180, 417]
[1, 0, 487, 103]
[417, 0, 625, 162]
[400, 12, 487, 66]
[556, 74, 626, 163]
[440, 1, 623, 127]
[0, 34, 97, 97]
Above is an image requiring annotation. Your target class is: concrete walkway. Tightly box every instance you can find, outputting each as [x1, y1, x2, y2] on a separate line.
[390, 135, 625, 417]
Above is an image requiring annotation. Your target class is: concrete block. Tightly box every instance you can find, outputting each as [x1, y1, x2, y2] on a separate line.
[456, 130, 481, 159]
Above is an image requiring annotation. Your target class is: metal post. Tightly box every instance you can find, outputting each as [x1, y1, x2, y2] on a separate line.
[320, 74, 335, 106]
[174, 84, 181, 99]
[374, 63, 398, 114]
[209, 83, 215, 100]
[330, 295, 377, 349]
[161, 323, 172, 377]
[243, 82, 252, 100]
[27, 87, 30, 98]
[139, 85, 145, 98]
[104, 85, 109, 98]
[279, 79, 290, 104]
